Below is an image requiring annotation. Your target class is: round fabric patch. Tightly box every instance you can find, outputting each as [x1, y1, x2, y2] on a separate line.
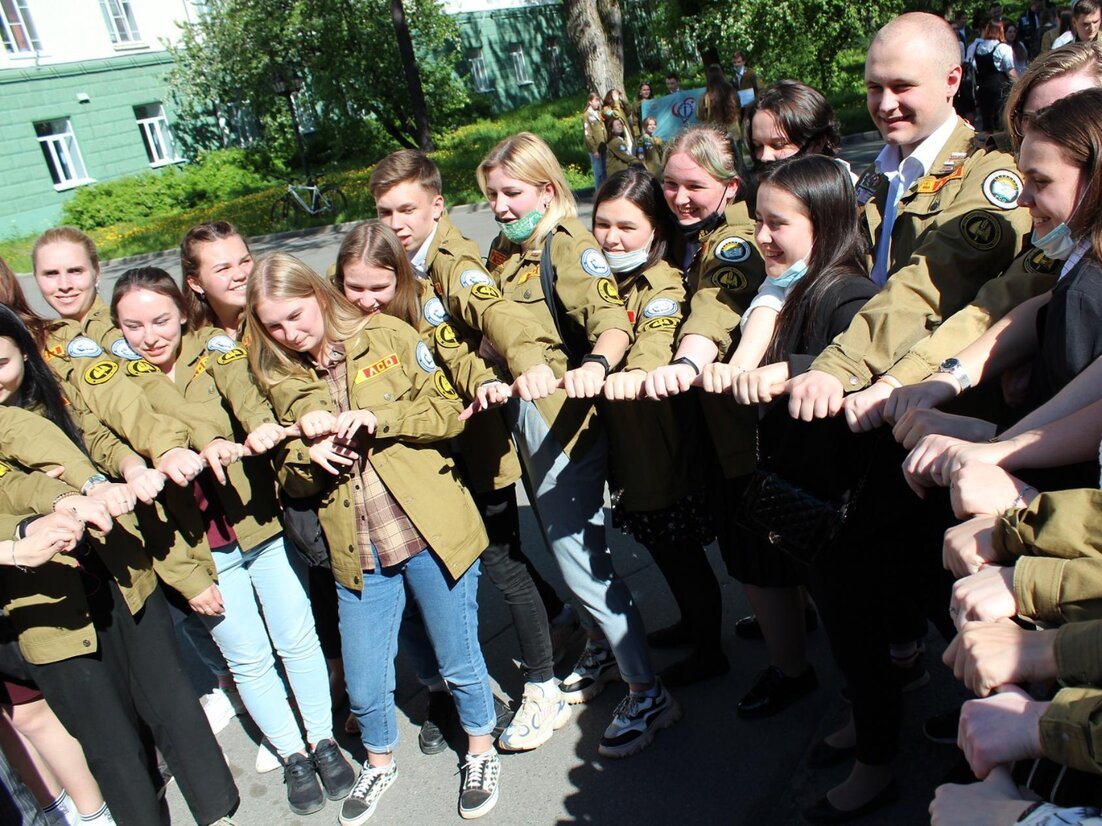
[960, 210, 1002, 251]
[643, 297, 678, 318]
[1024, 248, 1058, 274]
[471, 283, 501, 300]
[434, 322, 460, 349]
[639, 317, 678, 332]
[110, 338, 141, 361]
[415, 341, 437, 372]
[433, 370, 459, 401]
[206, 334, 236, 354]
[217, 347, 247, 365]
[127, 359, 159, 376]
[84, 360, 118, 385]
[596, 278, 624, 305]
[422, 297, 450, 327]
[580, 248, 611, 278]
[982, 170, 1023, 210]
[710, 267, 749, 291]
[714, 236, 752, 264]
[459, 269, 493, 288]
[67, 336, 103, 359]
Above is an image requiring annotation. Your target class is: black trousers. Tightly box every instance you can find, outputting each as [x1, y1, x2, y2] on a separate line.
[475, 485, 555, 683]
[28, 567, 238, 826]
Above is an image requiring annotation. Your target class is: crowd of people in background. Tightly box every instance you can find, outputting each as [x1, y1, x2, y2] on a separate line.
[3, 3, 1102, 826]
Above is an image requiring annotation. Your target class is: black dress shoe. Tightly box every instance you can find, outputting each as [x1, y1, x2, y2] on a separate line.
[806, 739, 856, 769]
[734, 606, 819, 641]
[736, 665, 818, 719]
[419, 690, 456, 755]
[491, 694, 513, 739]
[658, 646, 730, 687]
[647, 621, 693, 649]
[802, 780, 899, 823]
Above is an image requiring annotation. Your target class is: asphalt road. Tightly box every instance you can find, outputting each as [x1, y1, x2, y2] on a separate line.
[21, 136, 970, 825]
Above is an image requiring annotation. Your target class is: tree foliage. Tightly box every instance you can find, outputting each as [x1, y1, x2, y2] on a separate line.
[167, 0, 469, 167]
[654, 0, 907, 91]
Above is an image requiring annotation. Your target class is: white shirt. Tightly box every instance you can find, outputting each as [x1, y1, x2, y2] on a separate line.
[740, 280, 789, 330]
[410, 223, 439, 280]
[869, 114, 960, 286]
[967, 39, 1016, 74]
[1052, 30, 1076, 48]
[1061, 239, 1091, 280]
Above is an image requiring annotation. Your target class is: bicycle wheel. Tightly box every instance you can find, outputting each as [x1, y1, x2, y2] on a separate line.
[316, 184, 348, 218]
[269, 194, 296, 228]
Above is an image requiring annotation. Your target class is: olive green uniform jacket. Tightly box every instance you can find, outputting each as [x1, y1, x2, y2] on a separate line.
[272, 314, 487, 590]
[810, 119, 1033, 391]
[599, 261, 705, 511]
[487, 217, 633, 460]
[676, 201, 766, 479]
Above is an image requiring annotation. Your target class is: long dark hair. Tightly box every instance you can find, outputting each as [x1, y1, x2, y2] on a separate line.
[758, 155, 869, 364]
[755, 80, 841, 160]
[592, 167, 675, 279]
[701, 63, 740, 127]
[0, 305, 85, 450]
[0, 256, 55, 351]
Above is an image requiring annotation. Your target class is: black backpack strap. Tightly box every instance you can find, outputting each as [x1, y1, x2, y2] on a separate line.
[539, 231, 565, 348]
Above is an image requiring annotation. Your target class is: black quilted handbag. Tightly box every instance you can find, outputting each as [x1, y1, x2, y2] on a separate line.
[735, 470, 855, 564]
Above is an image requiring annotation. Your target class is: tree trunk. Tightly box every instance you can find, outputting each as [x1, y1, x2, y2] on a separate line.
[390, 0, 434, 151]
[563, 0, 624, 95]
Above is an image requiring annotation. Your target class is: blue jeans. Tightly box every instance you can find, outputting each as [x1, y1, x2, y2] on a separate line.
[201, 534, 331, 758]
[506, 398, 653, 684]
[337, 548, 494, 754]
[589, 151, 607, 190]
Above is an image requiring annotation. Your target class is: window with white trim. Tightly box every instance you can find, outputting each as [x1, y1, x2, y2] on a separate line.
[1, 0, 39, 54]
[510, 46, 532, 85]
[468, 49, 491, 93]
[134, 103, 180, 165]
[98, 0, 140, 44]
[34, 119, 91, 189]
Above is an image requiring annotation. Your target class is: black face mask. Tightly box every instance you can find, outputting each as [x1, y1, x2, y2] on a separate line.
[675, 187, 730, 238]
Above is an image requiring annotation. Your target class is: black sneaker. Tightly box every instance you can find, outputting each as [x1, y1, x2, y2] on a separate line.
[734, 606, 819, 641]
[458, 750, 500, 819]
[597, 681, 681, 758]
[283, 752, 324, 816]
[419, 691, 456, 755]
[313, 738, 356, 800]
[736, 665, 818, 719]
[491, 694, 513, 740]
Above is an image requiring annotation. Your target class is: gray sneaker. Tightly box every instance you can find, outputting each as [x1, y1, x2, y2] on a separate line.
[339, 760, 397, 825]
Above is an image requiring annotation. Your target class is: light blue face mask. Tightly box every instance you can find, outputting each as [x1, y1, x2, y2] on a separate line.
[497, 208, 544, 244]
[1031, 222, 1077, 261]
[604, 231, 654, 274]
[770, 259, 808, 289]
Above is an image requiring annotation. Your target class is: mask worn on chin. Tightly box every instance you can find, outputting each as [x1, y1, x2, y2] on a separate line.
[497, 208, 545, 244]
[677, 210, 725, 237]
[604, 238, 653, 274]
[770, 259, 808, 289]
[1031, 222, 1077, 261]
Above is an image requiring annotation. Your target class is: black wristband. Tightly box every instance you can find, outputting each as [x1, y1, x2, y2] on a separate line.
[581, 353, 611, 378]
[671, 356, 701, 376]
[14, 516, 38, 541]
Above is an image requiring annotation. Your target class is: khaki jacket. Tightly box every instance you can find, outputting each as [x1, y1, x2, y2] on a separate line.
[811, 119, 1033, 390]
[487, 217, 634, 459]
[0, 470, 159, 665]
[677, 200, 765, 479]
[886, 246, 1061, 385]
[1040, 686, 1102, 775]
[600, 261, 706, 511]
[583, 109, 607, 155]
[0, 407, 100, 491]
[273, 314, 487, 589]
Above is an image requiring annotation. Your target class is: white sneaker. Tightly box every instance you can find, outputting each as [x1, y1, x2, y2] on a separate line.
[458, 750, 500, 819]
[339, 759, 397, 825]
[597, 680, 681, 758]
[560, 641, 619, 704]
[497, 682, 571, 751]
[200, 688, 236, 735]
[255, 739, 281, 773]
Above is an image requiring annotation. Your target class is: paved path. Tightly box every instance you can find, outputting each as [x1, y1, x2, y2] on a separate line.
[21, 136, 971, 824]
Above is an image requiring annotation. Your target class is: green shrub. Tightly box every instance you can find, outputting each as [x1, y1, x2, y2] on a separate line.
[61, 149, 277, 230]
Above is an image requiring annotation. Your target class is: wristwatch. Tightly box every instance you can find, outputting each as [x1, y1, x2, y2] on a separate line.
[581, 353, 611, 378]
[935, 357, 972, 391]
[80, 473, 109, 496]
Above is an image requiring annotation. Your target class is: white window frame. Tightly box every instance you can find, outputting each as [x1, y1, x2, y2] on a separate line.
[134, 103, 181, 166]
[1, 0, 39, 55]
[510, 46, 532, 86]
[34, 119, 93, 191]
[98, 0, 142, 46]
[468, 50, 492, 93]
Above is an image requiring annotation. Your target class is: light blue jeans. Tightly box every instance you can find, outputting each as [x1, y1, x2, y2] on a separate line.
[201, 534, 331, 758]
[337, 548, 495, 754]
[505, 398, 653, 684]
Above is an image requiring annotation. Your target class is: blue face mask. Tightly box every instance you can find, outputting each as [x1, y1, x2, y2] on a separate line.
[770, 259, 808, 289]
[1031, 222, 1077, 261]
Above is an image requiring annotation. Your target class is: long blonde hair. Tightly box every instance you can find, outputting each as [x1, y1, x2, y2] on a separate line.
[476, 132, 577, 250]
[244, 252, 370, 389]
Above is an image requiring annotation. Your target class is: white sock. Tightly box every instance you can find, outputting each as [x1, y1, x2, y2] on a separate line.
[79, 802, 114, 825]
[42, 790, 80, 826]
[532, 678, 559, 692]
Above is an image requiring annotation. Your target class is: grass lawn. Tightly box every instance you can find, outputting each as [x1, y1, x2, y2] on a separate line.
[1, 62, 876, 272]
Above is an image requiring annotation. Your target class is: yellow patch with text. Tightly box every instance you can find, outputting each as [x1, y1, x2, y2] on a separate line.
[217, 347, 247, 365]
[434, 323, 460, 349]
[710, 267, 749, 291]
[433, 370, 459, 401]
[639, 317, 678, 332]
[471, 283, 502, 300]
[596, 278, 623, 305]
[960, 211, 1001, 251]
[83, 360, 118, 386]
[354, 353, 400, 384]
[127, 359, 160, 377]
